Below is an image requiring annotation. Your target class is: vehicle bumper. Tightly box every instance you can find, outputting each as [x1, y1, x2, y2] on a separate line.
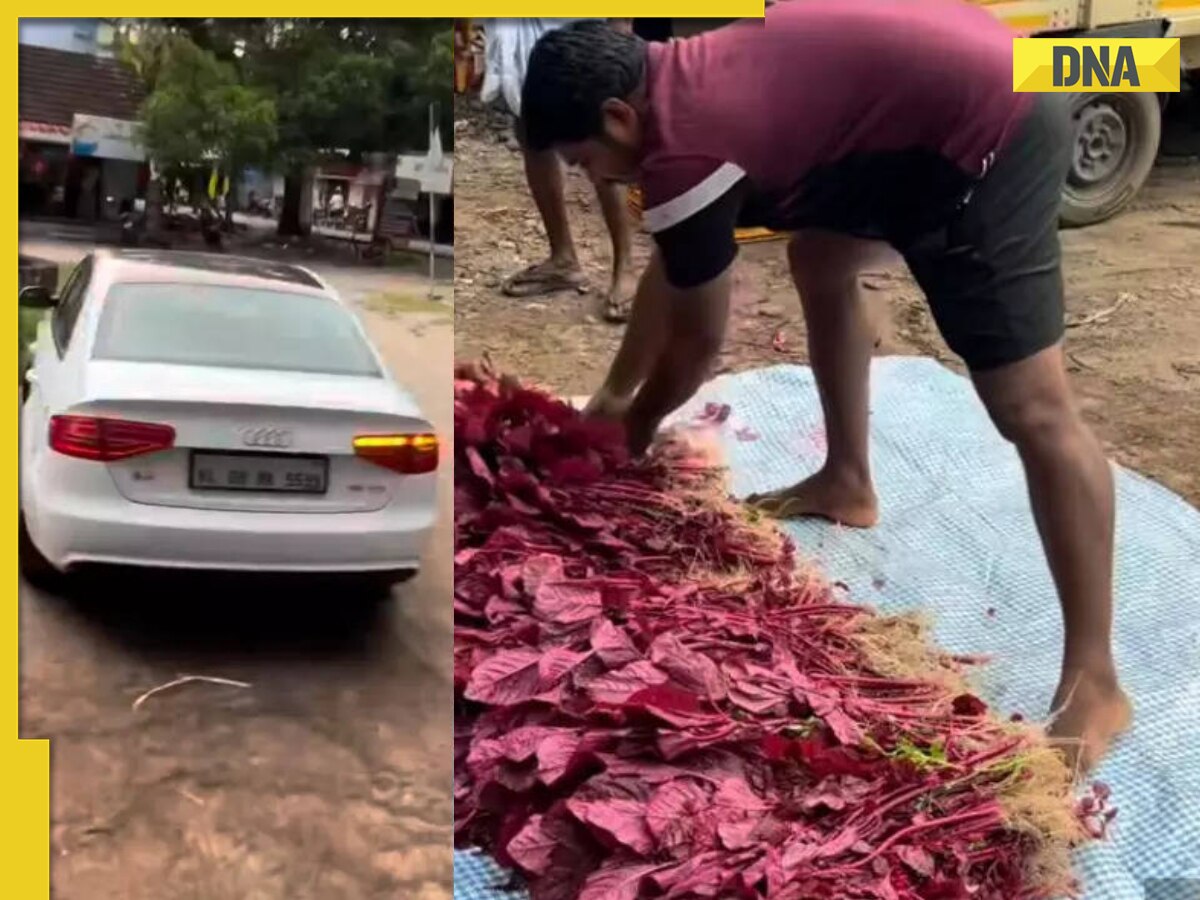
[29, 492, 435, 574]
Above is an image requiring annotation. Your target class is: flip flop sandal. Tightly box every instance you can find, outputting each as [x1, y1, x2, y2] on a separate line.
[501, 265, 589, 297]
[602, 295, 632, 323]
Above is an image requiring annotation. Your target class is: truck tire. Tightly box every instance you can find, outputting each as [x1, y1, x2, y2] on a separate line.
[1060, 91, 1161, 228]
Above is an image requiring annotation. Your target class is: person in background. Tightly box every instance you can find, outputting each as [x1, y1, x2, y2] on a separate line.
[328, 187, 346, 222]
[497, 18, 664, 322]
[520, 3, 1130, 773]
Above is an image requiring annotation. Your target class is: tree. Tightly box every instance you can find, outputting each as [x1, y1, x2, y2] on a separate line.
[234, 19, 453, 235]
[139, 36, 275, 173]
[120, 24, 275, 230]
[122, 19, 452, 237]
[138, 35, 275, 229]
[116, 23, 176, 231]
[411, 28, 454, 150]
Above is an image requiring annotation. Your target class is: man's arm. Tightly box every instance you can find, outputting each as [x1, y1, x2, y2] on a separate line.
[583, 156, 746, 445]
[616, 169, 745, 453]
[587, 251, 672, 416]
[624, 265, 732, 454]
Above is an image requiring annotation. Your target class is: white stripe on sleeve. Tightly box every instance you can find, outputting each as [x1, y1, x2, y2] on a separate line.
[642, 162, 746, 233]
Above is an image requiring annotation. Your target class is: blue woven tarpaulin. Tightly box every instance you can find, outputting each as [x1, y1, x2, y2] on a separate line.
[455, 359, 1200, 900]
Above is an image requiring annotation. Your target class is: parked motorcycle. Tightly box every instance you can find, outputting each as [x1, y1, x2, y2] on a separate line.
[245, 193, 274, 218]
[118, 200, 145, 247]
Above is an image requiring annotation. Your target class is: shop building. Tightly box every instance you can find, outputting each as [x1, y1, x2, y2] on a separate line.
[391, 152, 452, 245]
[19, 44, 147, 221]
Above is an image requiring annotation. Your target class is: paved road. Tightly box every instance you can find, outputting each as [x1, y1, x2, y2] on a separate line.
[18, 220, 455, 280]
[18, 244, 453, 899]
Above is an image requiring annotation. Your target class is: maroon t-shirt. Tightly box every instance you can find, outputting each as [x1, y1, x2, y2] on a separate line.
[639, 0, 1033, 288]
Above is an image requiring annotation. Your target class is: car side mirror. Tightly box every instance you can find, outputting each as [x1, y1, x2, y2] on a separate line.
[19, 285, 56, 309]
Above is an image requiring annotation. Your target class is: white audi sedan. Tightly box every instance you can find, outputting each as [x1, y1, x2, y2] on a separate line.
[19, 249, 438, 588]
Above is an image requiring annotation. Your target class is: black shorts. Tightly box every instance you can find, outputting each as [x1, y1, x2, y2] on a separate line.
[707, 93, 1072, 372]
[652, 93, 1072, 371]
[893, 93, 1073, 372]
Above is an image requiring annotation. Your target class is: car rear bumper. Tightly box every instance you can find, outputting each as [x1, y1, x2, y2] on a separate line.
[29, 491, 435, 574]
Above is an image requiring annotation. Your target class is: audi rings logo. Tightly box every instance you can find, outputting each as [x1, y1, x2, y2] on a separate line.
[240, 426, 293, 449]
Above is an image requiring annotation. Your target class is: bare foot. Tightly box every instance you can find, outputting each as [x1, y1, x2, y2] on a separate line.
[502, 259, 588, 297]
[601, 265, 637, 323]
[1047, 671, 1132, 775]
[746, 467, 879, 527]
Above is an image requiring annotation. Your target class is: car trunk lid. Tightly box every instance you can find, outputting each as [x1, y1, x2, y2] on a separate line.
[73, 361, 436, 513]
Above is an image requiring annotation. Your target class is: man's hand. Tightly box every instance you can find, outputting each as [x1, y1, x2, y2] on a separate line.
[582, 386, 657, 457]
[593, 253, 671, 406]
[586, 248, 731, 458]
[582, 385, 633, 421]
[622, 267, 732, 457]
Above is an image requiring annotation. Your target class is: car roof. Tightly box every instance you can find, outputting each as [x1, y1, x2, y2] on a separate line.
[94, 249, 326, 292]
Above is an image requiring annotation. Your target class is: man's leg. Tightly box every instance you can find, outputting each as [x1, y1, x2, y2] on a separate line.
[502, 137, 587, 297]
[594, 179, 636, 322]
[972, 345, 1130, 772]
[748, 230, 888, 527]
[898, 90, 1127, 771]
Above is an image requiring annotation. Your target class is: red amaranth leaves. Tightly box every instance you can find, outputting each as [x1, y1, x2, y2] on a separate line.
[453, 366, 1089, 899]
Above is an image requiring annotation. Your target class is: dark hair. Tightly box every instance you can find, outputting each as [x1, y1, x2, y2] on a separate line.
[521, 21, 647, 152]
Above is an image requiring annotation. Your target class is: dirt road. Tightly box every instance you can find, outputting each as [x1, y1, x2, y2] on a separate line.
[454, 106, 1200, 506]
[18, 248, 453, 899]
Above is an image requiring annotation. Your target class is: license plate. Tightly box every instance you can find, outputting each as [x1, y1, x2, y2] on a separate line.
[189, 452, 328, 494]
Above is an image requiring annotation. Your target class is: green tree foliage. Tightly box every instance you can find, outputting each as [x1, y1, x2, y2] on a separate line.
[242, 19, 453, 234]
[238, 19, 453, 158]
[137, 34, 275, 172]
[121, 18, 451, 235]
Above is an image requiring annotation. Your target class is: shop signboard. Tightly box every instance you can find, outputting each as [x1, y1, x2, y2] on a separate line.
[393, 154, 453, 196]
[70, 114, 144, 162]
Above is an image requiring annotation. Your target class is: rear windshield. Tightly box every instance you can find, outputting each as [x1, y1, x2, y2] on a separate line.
[92, 282, 382, 377]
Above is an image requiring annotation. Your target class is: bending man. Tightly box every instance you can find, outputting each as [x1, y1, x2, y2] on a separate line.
[521, 1, 1129, 772]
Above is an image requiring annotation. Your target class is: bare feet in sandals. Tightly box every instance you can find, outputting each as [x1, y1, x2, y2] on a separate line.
[502, 259, 588, 297]
[601, 264, 638, 323]
[747, 466, 880, 528]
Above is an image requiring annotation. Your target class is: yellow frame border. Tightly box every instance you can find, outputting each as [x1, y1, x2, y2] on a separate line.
[11, 16, 51, 897]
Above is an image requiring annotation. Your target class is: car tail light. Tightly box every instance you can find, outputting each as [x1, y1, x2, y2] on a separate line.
[353, 433, 439, 474]
[49, 415, 176, 461]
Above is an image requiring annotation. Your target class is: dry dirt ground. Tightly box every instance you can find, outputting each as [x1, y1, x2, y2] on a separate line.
[18, 244, 453, 900]
[454, 101, 1200, 506]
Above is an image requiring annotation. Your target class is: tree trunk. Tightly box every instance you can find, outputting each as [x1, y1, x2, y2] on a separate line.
[145, 176, 165, 233]
[373, 163, 396, 244]
[277, 169, 309, 237]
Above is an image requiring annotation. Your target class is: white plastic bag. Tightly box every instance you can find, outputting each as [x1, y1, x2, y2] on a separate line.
[480, 18, 593, 117]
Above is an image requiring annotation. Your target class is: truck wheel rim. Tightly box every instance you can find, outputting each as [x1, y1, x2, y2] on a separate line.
[1070, 98, 1131, 188]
